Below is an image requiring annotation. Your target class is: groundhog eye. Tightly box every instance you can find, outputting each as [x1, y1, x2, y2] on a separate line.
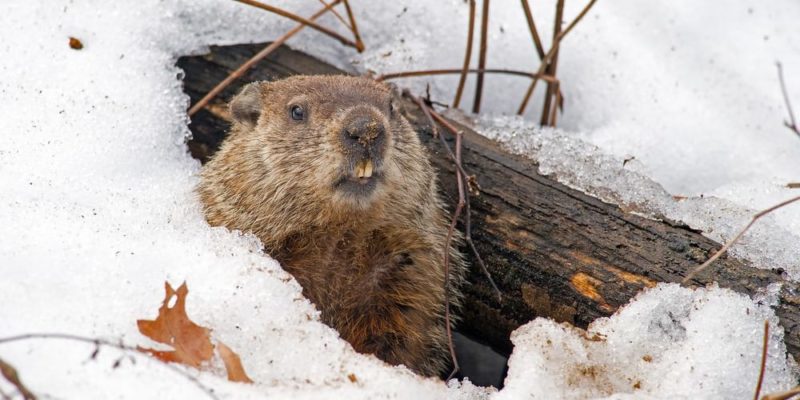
[290, 105, 305, 121]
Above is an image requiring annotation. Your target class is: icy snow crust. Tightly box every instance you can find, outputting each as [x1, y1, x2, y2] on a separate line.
[475, 114, 800, 279]
[0, 0, 797, 399]
[498, 284, 796, 400]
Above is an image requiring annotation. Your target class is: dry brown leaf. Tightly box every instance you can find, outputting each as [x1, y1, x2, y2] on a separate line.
[137, 282, 214, 368]
[217, 341, 253, 383]
[0, 357, 37, 400]
[68, 37, 83, 50]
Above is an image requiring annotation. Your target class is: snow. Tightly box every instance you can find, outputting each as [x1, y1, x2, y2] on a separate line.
[498, 284, 797, 400]
[0, 0, 798, 399]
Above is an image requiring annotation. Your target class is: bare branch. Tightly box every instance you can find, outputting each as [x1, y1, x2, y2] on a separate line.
[520, 0, 546, 60]
[548, 79, 561, 126]
[188, 1, 341, 116]
[406, 94, 502, 296]
[377, 68, 557, 83]
[762, 387, 800, 400]
[233, 0, 362, 51]
[453, 0, 477, 108]
[317, 0, 351, 31]
[406, 92, 462, 380]
[341, 0, 365, 52]
[429, 110, 502, 301]
[0, 333, 219, 400]
[539, 0, 564, 126]
[518, 0, 598, 115]
[682, 195, 800, 284]
[754, 320, 769, 400]
[472, 0, 491, 113]
[777, 62, 799, 137]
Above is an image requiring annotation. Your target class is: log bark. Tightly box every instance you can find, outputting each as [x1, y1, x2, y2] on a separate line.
[178, 43, 800, 360]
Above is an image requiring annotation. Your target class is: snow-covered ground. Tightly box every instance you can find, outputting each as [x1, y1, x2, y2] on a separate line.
[1, 0, 798, 399]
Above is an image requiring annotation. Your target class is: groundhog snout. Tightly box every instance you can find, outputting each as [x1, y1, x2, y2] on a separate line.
[340, 107, 386, 155]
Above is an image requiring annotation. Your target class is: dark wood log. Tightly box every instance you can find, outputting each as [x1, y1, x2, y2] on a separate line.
[177, 43, 800, 361]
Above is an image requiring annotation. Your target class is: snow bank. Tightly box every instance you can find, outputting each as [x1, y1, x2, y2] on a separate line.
[0, 0, 470, 398]
[497, 284, 797, 400]
[1, 0, 798, 399]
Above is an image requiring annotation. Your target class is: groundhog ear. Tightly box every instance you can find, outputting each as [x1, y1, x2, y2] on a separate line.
[230, 82, 265, 128]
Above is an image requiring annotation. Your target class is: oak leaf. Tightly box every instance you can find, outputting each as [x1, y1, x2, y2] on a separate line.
[137, 282, 214, 368]
[217, 341, 253, 383]
[137, 281, 254, 384]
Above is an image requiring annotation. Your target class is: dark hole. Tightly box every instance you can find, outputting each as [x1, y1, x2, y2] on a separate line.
[448, 331, 509, 388]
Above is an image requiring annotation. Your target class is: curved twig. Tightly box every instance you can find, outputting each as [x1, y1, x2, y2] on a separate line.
[188, 1, 341, 116]
[233, 0, 362, 51]
[472, 0, 491, 114]
[520, 0, 545, 60]
[377, 68, 557, 83]
[777, 62, 799, 137]
[682, 195, 800, 284]
[539, 0, 564, 126]
[453, 0, 476, 108]
[317, 0, 349, 29]
[754, 320, 769, 400]
[341, 0, 365, 52]
[0, 333, 219, 400]
[517, 0, 598, 115]
[427, 111, 502, 301]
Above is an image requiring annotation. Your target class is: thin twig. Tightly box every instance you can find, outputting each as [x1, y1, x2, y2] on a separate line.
[472, 0, 490, 114]
[377, 68, 557, 83]
[682, 195, 800, 284]
[549, 80, 561, 126]
[0, 357, 36, 400]
[233, 0, 362, 51]
[0, 333, 219, 400]
[520, 0, 546, 60]
[407, 92, 502, 298]
[317, 0, 351, 31]
[453, 0, 476, 108]
[754, 320, 770, 400]
[405, 91, 503, 379]
[517, 0, 598, 115]
[404, 91, 502, 298]
[776, 62, 799, 137]
[188, 1, 340, 116]
[341, 0, 365, 52]
[429, 110, 502, 301]
[539, 0, 564, 126]
[762, 387, 800, 400]
[445, 132, 465, 382]
[407, 93, 462, 380]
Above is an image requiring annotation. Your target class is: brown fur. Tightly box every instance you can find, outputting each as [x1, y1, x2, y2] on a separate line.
[197, 75, 464, 376]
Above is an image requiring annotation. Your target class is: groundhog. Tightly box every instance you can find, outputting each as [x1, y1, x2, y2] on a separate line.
[197, 75, 465, 377]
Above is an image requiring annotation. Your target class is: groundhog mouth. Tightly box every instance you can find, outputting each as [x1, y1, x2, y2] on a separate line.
[333, 159, 382, 198]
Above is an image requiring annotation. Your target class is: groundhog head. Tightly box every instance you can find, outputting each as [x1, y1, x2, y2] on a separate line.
[229, 75, 404, 212]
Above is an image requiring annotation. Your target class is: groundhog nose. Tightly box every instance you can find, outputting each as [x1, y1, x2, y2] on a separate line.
[344, 116, 385, 146]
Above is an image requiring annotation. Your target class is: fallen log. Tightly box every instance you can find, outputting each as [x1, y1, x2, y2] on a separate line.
[178, 43, 800, 363]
